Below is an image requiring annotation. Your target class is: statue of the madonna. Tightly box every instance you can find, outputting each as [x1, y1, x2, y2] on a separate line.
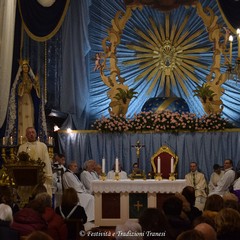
[18, 60, 40, 139]
[5, 60, 47, 144]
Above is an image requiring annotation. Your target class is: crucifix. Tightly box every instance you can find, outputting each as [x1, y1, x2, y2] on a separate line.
[131, 140, 145, 167]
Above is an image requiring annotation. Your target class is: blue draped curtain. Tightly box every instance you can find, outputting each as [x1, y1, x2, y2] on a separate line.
[60, 0, 92, 130]
[58, 131, 240, 180]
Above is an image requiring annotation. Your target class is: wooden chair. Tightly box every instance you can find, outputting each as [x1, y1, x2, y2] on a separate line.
[151, 145, 179, 179]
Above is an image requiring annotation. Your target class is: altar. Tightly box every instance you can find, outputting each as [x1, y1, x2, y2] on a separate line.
[91, 179, 186, 226]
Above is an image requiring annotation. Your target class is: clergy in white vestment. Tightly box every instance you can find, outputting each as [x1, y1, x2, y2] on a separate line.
[208, 164, 224, 194]
[185, 162, 207, 211]
[107, 162, 128, 180]
[209, 159, 235, 197]
[17, 127, 53, 195]
[80, 160, 98, 193]
[62, 161, 95, 222]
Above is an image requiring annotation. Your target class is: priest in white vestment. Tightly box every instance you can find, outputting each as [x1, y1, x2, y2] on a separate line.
[17, 127, 53, 195]
[80, 160, 98, 193]
[62, 161, 95, 222]
[185, 162, 207, 211]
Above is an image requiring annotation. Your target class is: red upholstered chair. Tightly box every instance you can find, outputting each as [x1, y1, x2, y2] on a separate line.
[151, 145, 178, 179]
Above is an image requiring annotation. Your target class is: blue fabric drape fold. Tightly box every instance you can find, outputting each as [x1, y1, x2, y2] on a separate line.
[61, 0, 92, 129]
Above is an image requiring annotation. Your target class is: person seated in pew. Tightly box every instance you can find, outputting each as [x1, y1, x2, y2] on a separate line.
[55, 188, 87, 240]
[62, 161, 95, 222]
[0, 203, 20, 240]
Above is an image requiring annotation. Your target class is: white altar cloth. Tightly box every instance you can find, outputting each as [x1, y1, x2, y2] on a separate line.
[91, 179, 186, 193]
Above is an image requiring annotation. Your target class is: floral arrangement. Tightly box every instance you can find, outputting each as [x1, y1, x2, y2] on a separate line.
[91, 111, 235, 132]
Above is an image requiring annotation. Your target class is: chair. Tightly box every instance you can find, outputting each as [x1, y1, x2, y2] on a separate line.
[151, 145, 179, 179]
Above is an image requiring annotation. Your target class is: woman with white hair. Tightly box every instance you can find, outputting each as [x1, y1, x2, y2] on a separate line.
[0, 203, 20, 240]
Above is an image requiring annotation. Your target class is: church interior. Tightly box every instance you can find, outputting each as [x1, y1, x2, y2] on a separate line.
[1, 0, 240, 239]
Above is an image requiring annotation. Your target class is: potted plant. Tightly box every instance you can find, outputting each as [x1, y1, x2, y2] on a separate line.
[114, 88, 137, 104]
[109, 87, 137, 116]
[193, 83, 216, 103]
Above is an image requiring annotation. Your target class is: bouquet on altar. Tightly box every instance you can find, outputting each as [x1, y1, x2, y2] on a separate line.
[91, 111, 235, 133]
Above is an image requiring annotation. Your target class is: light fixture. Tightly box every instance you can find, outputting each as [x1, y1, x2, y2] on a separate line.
[53, 125, 60, 132]
[226, 28, 240, 81]
[66, 128, 72, 133]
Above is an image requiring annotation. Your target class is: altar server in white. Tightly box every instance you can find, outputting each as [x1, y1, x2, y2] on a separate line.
[62, 161, 94, 222]
[209, 159, 235, 197]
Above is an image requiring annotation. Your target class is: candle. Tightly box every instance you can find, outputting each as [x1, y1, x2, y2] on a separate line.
[102, 158, 105, 173]
[10, 136, 13, 145]
[2, 137, 6, 145]
[157, 157, 161, 173]
[115, 158, 119, 172]
[48, 137, 51, 145]
[171, 157, 174, 173]
[229, 35, 233, 64]
[20, 136, 23, 145]
[37, 136, 40, 142]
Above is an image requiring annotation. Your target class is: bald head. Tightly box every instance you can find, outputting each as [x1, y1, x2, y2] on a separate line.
[194, 223, 216, 240]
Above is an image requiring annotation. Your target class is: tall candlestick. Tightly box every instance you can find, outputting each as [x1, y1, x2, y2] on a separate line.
[229, 35, 233, 64]
[102, 158, 105, 173]
[115, 158, 119, 172]
[171, 157, 174, 173]
[157, 157, 161, 173]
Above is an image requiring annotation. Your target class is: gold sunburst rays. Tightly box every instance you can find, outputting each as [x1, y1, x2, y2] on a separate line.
[124, 13, 209, 96]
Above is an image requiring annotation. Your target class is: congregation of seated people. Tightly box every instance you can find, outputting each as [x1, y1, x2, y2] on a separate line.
[1, 155, 240, 239]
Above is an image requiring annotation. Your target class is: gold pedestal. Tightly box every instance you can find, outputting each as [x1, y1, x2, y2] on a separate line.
[155, 173, 162, 181]
[114, 172, 120, 181]
[100, 172, 107, 181]
[169, 172, 176, 181]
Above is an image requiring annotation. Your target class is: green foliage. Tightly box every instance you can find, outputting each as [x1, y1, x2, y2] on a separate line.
[193, 83, 216, 102]
[114, 88, 137, 104]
